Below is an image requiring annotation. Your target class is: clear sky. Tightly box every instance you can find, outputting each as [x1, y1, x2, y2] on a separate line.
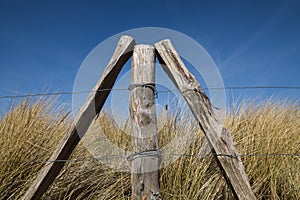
[0, 0, 299, 113]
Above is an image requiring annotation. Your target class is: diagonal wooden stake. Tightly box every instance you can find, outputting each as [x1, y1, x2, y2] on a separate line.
[22, 35, 135, 200]
[155, 39, 256, 200]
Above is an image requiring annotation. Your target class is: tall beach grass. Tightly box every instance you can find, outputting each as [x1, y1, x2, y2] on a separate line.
[0, 98, 299, 199]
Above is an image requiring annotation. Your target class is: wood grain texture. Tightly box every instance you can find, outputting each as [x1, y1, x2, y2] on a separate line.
[155, 39, 256, 200]
[22, 35, 135, 200]
[130, 44, 161, 200]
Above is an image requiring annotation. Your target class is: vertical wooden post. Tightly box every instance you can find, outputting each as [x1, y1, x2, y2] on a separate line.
[129, 45, 161, 200]
[22, 35, 135, 200]
[155, 39, 256, 200]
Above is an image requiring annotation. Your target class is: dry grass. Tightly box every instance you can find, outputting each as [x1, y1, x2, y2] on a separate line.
[0, 98, 299, 199]
[0, 98, 69, 199]
[226, 100, 300, 199]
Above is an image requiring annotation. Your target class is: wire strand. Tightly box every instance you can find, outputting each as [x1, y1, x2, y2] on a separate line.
[0, 86, 299, 99]
[1, 153, 299, 164]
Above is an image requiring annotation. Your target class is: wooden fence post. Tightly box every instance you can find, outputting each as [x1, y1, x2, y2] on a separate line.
[155, 39, 256, 200]
[129, 44, 161, 200]
[22, 35, 135, 200]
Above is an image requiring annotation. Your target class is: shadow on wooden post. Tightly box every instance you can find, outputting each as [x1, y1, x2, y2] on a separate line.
[155, 39, 256, 200]
[22, 35, 135, 200]
[129, 44, 161, 200]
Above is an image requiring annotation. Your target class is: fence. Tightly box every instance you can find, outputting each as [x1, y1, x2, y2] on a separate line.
[1, 35, 299, 200]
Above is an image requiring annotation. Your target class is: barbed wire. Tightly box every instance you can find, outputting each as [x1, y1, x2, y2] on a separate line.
[0, 153, 299, 165]
[0, 86, 300, 99]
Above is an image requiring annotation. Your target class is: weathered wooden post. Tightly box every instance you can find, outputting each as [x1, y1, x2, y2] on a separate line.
[129, 44, 161, 200]
[155, 39, 256, 200]
[22, 35, 135, 200]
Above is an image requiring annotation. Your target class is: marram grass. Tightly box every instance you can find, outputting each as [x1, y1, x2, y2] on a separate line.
[0, 98, 299, 199]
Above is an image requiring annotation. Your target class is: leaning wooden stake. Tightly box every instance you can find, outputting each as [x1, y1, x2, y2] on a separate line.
[155, 39, 256, 200]
[129, 44, 161, 200]
[22, 35, 135, 200]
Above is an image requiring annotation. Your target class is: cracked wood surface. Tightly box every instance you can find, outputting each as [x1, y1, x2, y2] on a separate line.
[130, 44, 161, 200]
[155, 39, 256, 200]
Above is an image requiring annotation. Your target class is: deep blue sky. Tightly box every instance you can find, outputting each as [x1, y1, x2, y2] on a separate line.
[0, 0, 299, 112]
